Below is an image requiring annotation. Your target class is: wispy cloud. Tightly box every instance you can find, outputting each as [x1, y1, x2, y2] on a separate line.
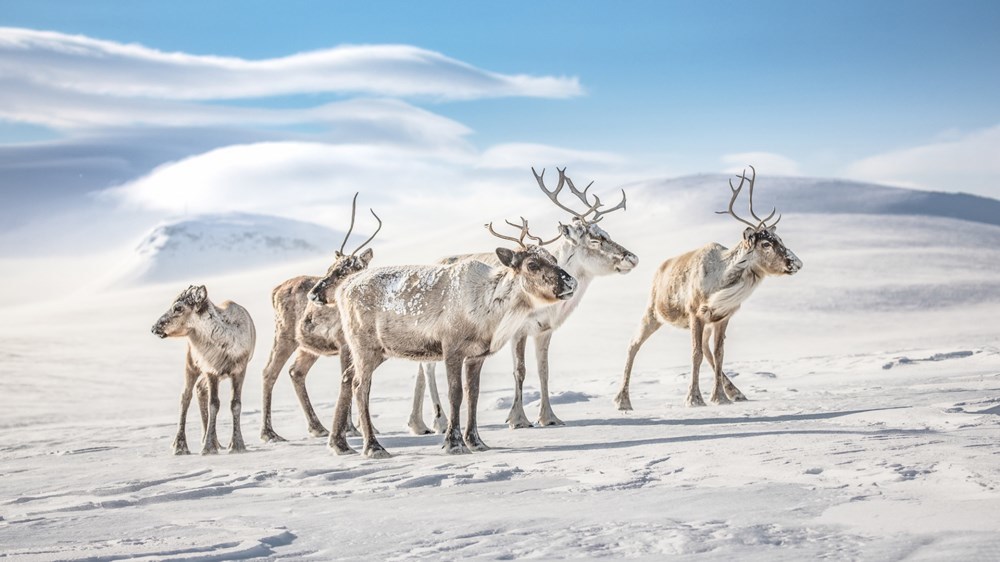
[844, 124, 1000, 197]
[478, 143, 625, 169]
[721, 152, 800, 176]
[0, 27, 582, 102]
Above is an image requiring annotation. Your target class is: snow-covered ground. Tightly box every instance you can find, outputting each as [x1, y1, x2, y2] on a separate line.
[2, 175, 999, 560]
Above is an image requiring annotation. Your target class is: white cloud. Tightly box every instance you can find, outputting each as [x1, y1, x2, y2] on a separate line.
[844, 124, 1000, 197]
[720, 152, 800, 176]
[478, 143, 625, 170]
[0, 27, 582, 101]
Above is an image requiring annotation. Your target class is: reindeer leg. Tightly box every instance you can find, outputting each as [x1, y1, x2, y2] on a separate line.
[196, 375, 209, 434]
[260, 335, 295, 443]
[288, 352, 327, 437]
[201, 375, 222, 454]
[535, 331, 564, 426]
[172, 358, 199, 455]
[329, 347, 357, 454]
[228, 370, 247, 453]
[686, 315, 707, 407]
[715, 319, 747, 401]
[443, 352, 470, 454]
[353, 349, 388, 459]
[424, 362, 447, 434]
[463, 358, 490, 451]
[615, 306, 662, 411]
[408, 363, 433, 435]
[506, 333, 533, 429]
[706, 323, 731, 405]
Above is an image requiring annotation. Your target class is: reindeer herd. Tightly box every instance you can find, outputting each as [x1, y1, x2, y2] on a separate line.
[152, 165, 801, 458]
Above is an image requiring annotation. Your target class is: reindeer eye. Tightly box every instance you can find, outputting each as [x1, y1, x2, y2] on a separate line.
[526, 261, 540, 272]
[761, 241, 773, 249]
[173, 304, 184, 312]
[589, 238, 601, 247]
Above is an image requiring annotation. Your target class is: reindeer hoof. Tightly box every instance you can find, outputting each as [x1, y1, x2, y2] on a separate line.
[363, 445, 391, 459]
[465, 440, 491, 452]
[329, 440, 357, 455]
[537, 414, 565, 427]
[506, 413, 533, 429]
[614, 392, 633, 411]
[710, 393, 732, 405]
[433, 416, 448, 434]
[685, 394, 707, 407]
[445, 443, 472, 455]
[172, 444, 191, 456]
[260, 430, 287, 443]
[228, 443, 247, 454]
[408, 420, 433, 435]
[200, 446, 219, 455]
[309, 426, 331, 438]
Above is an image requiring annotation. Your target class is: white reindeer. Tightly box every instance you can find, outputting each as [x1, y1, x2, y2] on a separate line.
[152, 285, 256, 455]
[259, 194, 381, 442]
[408, 168, 637, 431]
[330, 219, 578, 458]
[615, 166, 802, 409]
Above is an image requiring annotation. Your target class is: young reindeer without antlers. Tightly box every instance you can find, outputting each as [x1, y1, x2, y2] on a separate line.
[259, 193, 382, 443]
[332, 218, 577, 458]
[408, 167, 637, 432]
[615, 166, 802, 410]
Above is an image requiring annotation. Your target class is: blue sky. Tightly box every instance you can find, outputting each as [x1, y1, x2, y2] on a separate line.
[1, 0, 999, 202]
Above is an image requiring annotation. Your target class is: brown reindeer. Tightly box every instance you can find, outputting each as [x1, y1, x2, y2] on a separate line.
[259, 194, 381, 442]
[152, 285, 256, 455]
[331, 218, 577, 458]
[615, 166, 802, 409]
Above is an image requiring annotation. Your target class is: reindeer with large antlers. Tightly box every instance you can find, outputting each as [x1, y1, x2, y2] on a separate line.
[407, 167, 638, 431]
[331, 218, 577, 458]
[259, 193, 382, 443]
[615, 166, 802, 410]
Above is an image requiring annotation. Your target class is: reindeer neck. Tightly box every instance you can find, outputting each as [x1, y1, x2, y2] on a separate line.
[484, 266, 535, 353]
[552, 239, 595, 296]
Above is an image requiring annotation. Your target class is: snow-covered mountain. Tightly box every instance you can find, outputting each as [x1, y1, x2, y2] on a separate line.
[122, 213, 344, 284]
[630, 174, 1000, 227]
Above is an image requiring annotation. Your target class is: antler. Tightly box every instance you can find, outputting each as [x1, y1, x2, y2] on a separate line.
[338, 192, 382, 256]
[485, 216, 559, 249]
[716, 166, 782, 230]
[590, 189, 627, 223]
[339, 192, 359, 255]
[534, 167, 627, 224]
[532, 167, 601, 222]
[351, 209, 382, 255]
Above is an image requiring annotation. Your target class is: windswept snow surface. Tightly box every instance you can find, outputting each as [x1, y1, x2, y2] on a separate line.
[2, 175, 1000, 560]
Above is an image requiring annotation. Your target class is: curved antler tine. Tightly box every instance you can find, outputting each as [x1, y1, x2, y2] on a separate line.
[485, 221, 527, 248]
[591, 189, 627, 223]
[769, 213, 781, 228]
[717, 173, 758, 229]
[339, 192, 359, 255]
[351, 208, 382, 255]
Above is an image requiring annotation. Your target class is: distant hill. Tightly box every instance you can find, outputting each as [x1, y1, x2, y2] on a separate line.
[632, 175, 1000, 227]
[122, 213, 343, 284]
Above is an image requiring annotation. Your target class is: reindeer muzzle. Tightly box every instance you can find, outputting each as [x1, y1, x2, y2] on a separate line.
[556, 271, 578, 300]
[616, 252, 639, 273]
[151, 323, 167, 338]
[785, 252, 803, 275]
[308, 281, 328, 305]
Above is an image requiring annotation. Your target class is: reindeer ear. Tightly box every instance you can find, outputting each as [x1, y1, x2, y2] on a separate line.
[358, 248, 374, 265]
[334, 250, 344, 258]
[496, 248, 515, 267]
[558, 223, 578, 245]
[194, 285, 208, 303]
[766, 225, 778, 233]
[743, 227, 755, 241]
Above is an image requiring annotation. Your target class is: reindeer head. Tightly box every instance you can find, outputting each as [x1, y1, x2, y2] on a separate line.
[152, 284, 208, 338]
[487, 217, 577, 304]
[533, 167, 638, 275]
[719, 166, 802, 276]
[309, 193, 381, 306]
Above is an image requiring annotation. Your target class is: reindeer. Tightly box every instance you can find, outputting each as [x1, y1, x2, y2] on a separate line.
[614, 166, 802, 409]
[331, 219, 577, 458]
[152, 285, 256, 455]
[259, 194, 382, 443]
[408, 167, 637, 430]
